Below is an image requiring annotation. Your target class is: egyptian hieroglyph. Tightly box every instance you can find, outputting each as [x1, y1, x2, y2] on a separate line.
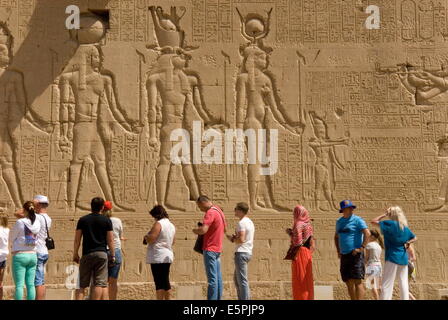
[0, 0, 447, 299]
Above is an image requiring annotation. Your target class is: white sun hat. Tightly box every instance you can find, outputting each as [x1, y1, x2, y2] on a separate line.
[33, 195, 49, 204]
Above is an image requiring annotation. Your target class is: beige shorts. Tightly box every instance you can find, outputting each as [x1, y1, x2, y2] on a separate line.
[79, 251, 108, 288]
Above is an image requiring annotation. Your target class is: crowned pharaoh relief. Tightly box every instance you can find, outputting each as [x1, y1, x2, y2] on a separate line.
[0, 2, 447, 215]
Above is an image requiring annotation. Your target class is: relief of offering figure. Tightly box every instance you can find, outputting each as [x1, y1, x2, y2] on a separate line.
[309, 112, 349, 212]
[235, 8, 304, 211]
[379, 59, 448, 105]
[59, 14, 136, 212]
[0, 23, 50, 209]
[145, 6, 218, 210]
[425, 136, 448, 212]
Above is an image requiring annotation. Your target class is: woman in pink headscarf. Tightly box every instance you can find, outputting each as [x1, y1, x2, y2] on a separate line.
[286, 205, 315, 300]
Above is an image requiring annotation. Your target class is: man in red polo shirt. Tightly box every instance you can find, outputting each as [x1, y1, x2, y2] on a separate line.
[193, 195, 226, 300]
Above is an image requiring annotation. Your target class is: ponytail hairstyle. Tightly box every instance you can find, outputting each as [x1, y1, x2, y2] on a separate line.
[369, 229, 384, 249]
[23, 201, 36, 224]
[386, 206, 408, 231]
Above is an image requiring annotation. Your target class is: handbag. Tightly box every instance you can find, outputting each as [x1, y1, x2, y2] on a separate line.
[193, 234, 204, 254]
[193, 206, 226, 254]
[284, 244, 301, 260]
[43, 216, 55, 250]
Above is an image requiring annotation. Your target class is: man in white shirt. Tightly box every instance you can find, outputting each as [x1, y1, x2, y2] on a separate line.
[33, 195, 52, 300]
[227, 202, 254, 300]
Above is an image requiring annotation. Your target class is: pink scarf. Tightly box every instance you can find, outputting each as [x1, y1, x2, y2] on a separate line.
[292, 205, 313, 246]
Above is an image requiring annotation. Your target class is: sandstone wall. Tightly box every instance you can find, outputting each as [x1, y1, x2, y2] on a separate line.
[0, 0, 447, 299]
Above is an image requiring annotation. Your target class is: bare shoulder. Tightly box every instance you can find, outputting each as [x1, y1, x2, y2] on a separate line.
[6, 69, 24, 83]
[153, 220, 162, 229]
[261, 72, 273, 84]
[8, 69, 22, 78]
[188, 74, 198, 86]
[237, 73, 248, 82]
[101, 74, 113, 85]
[59, 71, 76, 84]
[147, 73, 160, 85]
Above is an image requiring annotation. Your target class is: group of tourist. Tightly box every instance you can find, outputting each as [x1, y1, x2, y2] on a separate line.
[0, 193, 417, 300]
[0, 195, 52, 300]
[285, 200, 417, 300]
[191, 197, 254, 301]
[71, 195, 254, 301]
[288, 200, 417, 301]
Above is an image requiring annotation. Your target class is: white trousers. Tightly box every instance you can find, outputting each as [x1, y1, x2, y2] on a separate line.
[380, 261, 409, 300]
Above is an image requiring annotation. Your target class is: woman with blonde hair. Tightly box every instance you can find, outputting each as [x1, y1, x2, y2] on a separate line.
[372, 206, 417, 300]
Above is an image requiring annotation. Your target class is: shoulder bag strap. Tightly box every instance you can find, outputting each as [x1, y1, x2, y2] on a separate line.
[212, 206, 227, 233]
[43, 215, 50, 238]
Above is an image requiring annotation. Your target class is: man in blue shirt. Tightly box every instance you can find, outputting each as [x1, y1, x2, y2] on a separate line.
[334, 200, 370, 300]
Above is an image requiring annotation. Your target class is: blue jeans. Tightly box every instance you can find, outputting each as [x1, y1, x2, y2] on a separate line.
[107, 248, 122, 279]
[234, 252, 251, 300]
[203, 251, 223, 300]
[35, 253, 49, 286]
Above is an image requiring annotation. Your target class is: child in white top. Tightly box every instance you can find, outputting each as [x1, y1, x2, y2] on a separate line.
[0, 209, 9, 300]
[365, 229, 383, 300]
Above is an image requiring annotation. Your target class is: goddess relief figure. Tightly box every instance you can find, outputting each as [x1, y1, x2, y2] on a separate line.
[236, 8, 303, 211]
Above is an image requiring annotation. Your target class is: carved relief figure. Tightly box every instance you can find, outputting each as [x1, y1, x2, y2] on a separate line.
[0, 23, 25, 209]
[59, 14, 136, 212]
[376, 57, 448, 105]
[395, 62, 448, 105]
[426, 136, 448, 212]
[0, 23, 49, 209]
[235, 8, 303, 211]
[309, 112, 349, 212]
[146, 6, 216, 210]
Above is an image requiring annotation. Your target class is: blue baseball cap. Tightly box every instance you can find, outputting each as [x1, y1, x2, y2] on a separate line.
[339, 199, 356, 213]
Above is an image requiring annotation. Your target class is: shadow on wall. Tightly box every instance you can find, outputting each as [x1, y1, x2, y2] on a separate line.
[2, 0, 112, 114]
[0, 0, 112, 209]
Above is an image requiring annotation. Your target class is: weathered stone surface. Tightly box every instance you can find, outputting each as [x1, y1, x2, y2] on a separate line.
[0, 0, 447, 299]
